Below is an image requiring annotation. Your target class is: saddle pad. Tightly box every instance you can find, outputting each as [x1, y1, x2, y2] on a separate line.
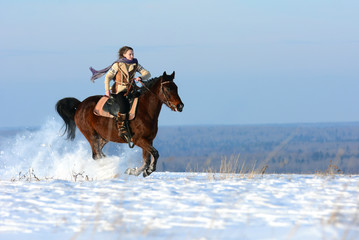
[93, 96, 114, 118]
[93, 96, 139, 120]
[128, 97, 138, 121]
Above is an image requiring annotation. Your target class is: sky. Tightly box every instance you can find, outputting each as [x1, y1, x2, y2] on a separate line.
[0, 0, 358, 128]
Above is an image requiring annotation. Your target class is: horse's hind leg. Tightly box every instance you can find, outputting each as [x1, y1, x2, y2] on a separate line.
[96, 134, 108, 159]
[91, 133, 108, 159]
[78, 127, 108, 160]
[74, 101, 109, 160]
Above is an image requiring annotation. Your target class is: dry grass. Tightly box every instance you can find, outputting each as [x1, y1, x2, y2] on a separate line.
[204, 154, 268, 181]
[10, 168, 93, 182]
[72, 171, 92, 182]
[11, 168, 40, 182]
[315, 160, 344, 177]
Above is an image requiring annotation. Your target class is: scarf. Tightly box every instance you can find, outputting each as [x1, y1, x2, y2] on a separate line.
[89, 58, 138, 82]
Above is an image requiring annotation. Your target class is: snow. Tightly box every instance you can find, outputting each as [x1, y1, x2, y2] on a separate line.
[1, 173, 359, 240]
[1, 120, 359, 239]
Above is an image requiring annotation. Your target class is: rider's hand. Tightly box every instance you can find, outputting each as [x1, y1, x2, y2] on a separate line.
[135, 77, 142, 82]
[105, 90, 110, 97]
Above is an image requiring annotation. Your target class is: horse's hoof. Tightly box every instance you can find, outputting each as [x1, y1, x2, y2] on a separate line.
[143, 169, 152, 178]
[125, 168, 141, 176]
[125, 168, 136, 175]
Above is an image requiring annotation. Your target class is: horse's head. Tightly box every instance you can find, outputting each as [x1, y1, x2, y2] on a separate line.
[159, 71, 184, 112]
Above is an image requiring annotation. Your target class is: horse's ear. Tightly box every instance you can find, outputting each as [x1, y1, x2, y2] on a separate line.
[171, 71, 175, 79]
[163, 71, 167, 77]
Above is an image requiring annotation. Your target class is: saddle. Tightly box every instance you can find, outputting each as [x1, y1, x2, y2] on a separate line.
[93, 96, 139, 121]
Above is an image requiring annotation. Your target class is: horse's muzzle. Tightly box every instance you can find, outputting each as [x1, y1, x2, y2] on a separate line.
[177, 103, 184, 112]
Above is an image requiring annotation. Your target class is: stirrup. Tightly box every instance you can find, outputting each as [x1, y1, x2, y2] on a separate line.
[121, 132, 130, 143]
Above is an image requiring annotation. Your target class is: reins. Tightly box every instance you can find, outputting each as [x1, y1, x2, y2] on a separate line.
[137, 79, 176, 110]
[124, 78, 136, 97]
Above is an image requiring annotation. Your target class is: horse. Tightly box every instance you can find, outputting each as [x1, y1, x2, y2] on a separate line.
[55, 71, 184, 177]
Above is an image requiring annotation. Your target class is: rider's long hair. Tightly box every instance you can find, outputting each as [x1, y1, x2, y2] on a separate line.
[118, 46, 133, 58]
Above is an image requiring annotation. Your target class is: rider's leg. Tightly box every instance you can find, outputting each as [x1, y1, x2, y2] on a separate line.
[114, 93, 130, 140]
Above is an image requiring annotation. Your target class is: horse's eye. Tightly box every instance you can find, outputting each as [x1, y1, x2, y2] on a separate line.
[167, 85, 177, 91]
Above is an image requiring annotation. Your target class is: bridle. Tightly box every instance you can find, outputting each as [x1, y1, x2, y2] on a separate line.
[137, 79, 178, 111]
[159, 81, 178, 111]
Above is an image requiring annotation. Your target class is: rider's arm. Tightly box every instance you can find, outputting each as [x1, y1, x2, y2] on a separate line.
[137, 64, 151, 81]
[104, 63, 118, 95]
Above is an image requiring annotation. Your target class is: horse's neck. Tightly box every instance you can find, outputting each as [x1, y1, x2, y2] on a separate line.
[139, 80, 163, 121]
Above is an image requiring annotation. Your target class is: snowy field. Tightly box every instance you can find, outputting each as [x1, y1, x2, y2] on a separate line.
[1, 120, 359, 240]
[1, 173, 359, 240]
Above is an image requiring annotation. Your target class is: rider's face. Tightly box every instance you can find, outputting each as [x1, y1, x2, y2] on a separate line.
[123, 50, 134, 61]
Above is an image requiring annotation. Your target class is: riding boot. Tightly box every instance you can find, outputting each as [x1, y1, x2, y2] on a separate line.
[116, 113, 130, 142]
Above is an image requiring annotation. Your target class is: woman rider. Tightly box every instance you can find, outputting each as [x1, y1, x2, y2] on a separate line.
[90, 46, 151, 138]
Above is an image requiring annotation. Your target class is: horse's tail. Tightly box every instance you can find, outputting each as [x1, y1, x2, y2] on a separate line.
[55, 97, 81, 140]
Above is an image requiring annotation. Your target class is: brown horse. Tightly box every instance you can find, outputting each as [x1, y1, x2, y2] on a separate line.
[56, 71, 183, 177]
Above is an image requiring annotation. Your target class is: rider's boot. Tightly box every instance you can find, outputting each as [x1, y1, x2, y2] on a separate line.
[116, 113, 130, 142]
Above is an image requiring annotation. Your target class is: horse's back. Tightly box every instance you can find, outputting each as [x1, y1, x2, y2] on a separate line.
[75, 95, 102, 122]
[82, 95, 102, 105]
[76, 95, 100, 111]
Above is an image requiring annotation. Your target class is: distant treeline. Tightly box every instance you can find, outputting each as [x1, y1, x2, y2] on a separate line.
[153, 122, 359, 174]
[2, 123, 359, 174]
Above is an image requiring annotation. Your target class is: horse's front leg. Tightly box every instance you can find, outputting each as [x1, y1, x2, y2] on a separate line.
[143, 146, 159, 177]
[124, 154, 149, 176]
[124, 142, 159, 177]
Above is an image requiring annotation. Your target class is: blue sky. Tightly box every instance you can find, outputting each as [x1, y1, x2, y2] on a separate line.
[1, 0, 358, 128]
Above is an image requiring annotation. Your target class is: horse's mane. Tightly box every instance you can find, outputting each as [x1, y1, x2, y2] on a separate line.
[138, 76, 161, 95]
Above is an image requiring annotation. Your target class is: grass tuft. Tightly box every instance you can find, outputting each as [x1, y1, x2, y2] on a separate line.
[204, 154, 268, 180]
[11, 168, 40, 182]
[316, 160, 344, 176]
